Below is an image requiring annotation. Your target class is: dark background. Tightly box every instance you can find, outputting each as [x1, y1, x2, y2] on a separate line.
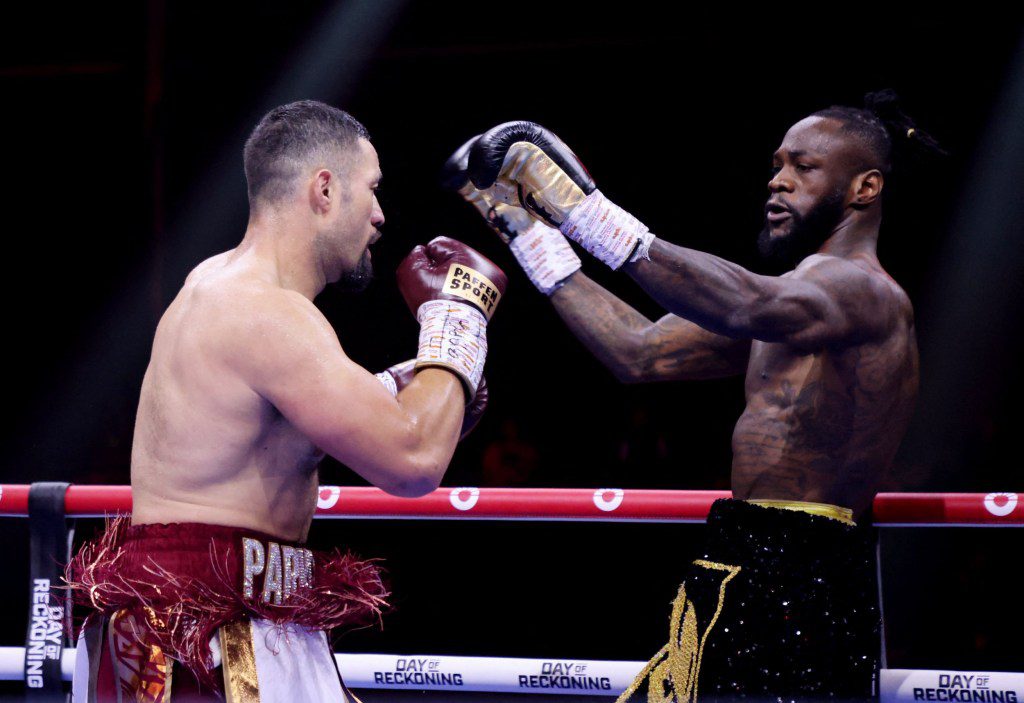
[1, 0, 1022, 689]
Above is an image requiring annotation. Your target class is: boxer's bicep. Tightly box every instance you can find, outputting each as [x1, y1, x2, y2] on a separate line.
[288, 361, 461, 497]
[233, 294, 456, 496]
[743, 264, 895, 349]
[635, 315, 750, 381]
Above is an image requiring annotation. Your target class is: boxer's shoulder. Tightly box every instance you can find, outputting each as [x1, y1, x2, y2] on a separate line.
[181, 257, 323, 329]
[791, 254, 907, 311]
[156, 256, 334, 386]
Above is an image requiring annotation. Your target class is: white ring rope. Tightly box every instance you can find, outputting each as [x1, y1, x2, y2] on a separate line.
[2, 647, 1021, 700]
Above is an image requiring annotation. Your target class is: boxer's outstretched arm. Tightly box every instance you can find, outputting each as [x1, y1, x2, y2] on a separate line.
[624, 238, 897, 350]
[550, 272, 749, 382]
[232, 289, 464, 497]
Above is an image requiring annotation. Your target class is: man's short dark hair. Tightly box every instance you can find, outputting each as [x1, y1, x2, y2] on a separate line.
[812, 103, 895, 176]
[243, 100, 370, 208]
[811, 90, 946, 177]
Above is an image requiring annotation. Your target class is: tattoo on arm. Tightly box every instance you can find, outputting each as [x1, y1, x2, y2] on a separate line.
[640, 314, 751, 381]
[549, 272, 748, 382]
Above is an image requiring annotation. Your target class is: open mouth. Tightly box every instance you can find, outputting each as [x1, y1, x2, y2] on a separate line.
[765, 203, 792, 224]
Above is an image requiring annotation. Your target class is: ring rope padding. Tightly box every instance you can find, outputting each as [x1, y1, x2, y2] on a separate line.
[0, 485, 1020, 525]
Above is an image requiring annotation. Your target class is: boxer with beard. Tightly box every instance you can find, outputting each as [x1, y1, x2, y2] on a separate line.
[447, 91, 943, 701]
[758, 182, 846, 267]
[67, 100, 506, 702]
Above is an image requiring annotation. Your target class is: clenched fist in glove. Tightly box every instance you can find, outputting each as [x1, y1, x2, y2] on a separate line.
[396, 236, 507, 400]
[468, 121, 653, 270]
[442, 136, 581, 295]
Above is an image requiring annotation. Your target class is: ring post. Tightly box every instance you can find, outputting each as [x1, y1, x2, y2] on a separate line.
[24, 482, 71, 701]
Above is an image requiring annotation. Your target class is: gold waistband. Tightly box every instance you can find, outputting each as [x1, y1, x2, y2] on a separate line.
[746, 499, 856, 526]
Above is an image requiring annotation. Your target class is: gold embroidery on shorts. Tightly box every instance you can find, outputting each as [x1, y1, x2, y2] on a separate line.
[220, 620, 260, 703]
[107, 609, 173, 702]
[616, 560, 741, 703]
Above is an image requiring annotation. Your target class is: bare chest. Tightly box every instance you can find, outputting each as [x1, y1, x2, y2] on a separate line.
[745, 341, 845, 396]
[739, 341, 859, 450]
[736, 336, 915, 463]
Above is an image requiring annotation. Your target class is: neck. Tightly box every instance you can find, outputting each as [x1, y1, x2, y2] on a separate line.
[818, 205, 881, 260]
[237, 208, 326, 300]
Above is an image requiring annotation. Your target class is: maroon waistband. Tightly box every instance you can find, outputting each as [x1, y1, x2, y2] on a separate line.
[97, 519, 314, 608]
[120, 520, 303, 548]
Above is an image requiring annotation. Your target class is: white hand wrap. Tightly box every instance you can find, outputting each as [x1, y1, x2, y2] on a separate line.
[415, 300, 488, 397]
[375, 370, 399, 397]
[509, 220, 582, 295]
[559, 189, 654, 269]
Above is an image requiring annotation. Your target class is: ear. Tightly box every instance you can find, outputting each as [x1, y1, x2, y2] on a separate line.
[850, 169, 884, 209]
[309, 169, 334, 214]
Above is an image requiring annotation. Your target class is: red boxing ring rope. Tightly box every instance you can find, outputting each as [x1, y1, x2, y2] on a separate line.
[0, 484, 1020, 525]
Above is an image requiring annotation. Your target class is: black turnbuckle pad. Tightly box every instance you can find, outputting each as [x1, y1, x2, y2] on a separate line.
[24, 482, 70, 701]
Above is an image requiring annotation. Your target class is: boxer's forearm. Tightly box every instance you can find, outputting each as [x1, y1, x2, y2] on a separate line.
[550, 272, 654, 383]
[550, 272, 748, 382]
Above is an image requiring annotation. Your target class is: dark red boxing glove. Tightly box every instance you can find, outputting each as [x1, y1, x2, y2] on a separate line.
[397, 236, 507, 320]
[375, 359, 489, 440]
[396, 236, 508, 398]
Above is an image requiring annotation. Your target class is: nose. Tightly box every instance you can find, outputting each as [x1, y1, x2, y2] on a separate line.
[372, 196, 385, 228]
[768, 168, 794, 194]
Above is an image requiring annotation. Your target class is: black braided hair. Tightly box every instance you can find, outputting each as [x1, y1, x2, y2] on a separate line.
[812, 89, 947, 176]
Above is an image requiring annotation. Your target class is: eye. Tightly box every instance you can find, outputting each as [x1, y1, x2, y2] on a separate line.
[769, 165, 782, 176]
[795, 163, 815, 172]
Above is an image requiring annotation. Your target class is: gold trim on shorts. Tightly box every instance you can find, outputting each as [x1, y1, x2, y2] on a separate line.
[746, 499, 855, 526]
[616, 560, 742, 703]
[107, 609, 174, 703]
[220, 620, 260, 703]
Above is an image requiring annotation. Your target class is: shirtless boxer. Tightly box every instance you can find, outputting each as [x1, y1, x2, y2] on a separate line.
[447, 93, 942, 700]
[67, 100, 506, 702]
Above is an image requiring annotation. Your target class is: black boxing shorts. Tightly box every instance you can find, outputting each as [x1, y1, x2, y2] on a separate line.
[619, 498, 881, 702]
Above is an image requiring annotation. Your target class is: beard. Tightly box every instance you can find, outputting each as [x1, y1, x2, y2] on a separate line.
[336, 248, 374, 292]
[758, 188, 845, 268]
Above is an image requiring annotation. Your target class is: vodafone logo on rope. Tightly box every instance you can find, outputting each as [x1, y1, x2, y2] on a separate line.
[317, 486, 342, 510]
[449, 487, 480, 511]
[983, 492, 1018, 517]
[593, 489, 624, 512]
